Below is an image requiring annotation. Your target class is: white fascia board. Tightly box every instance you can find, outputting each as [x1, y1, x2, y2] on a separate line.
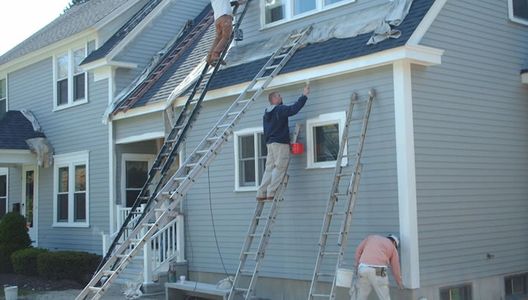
[522, 72, 528, 84]
[93, 0, 144, 30]
[407, 0, 447, 45]
[115, 131, 165, 144]
[0, 30, 98, 74]
[0, 150, 36, 165]
[111, 45, 444, 120]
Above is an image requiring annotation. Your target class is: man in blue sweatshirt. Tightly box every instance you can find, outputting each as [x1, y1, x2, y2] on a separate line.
[256, 84, 310, 201]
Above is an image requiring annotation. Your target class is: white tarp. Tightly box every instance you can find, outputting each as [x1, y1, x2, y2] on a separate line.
[19, 110, 54, 168]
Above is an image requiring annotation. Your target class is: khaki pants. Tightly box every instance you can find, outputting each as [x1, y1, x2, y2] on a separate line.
[351, 266, 391, 300]
[208, 15, 233, 63]
[257, 143, 290, 198]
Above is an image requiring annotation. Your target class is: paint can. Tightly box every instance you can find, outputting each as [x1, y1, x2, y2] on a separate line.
[4, 286, 18, 300]
[336, 268, 355, 288]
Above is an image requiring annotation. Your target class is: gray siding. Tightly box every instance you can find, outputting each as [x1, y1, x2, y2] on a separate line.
[114, 111, 164, 142]
[183, 66, 400, 281]
[113, 0, 209, 96]
[8, 58, 110, 254]
[412, 0, 528, 287]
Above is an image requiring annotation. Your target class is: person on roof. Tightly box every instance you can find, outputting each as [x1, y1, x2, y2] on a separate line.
[351, 234, 403, 300]
[256, 84, 310, 201]
[208, 0, 245, 66]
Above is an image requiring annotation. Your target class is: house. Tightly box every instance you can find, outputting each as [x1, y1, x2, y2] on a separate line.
[0, 0, 527, 299]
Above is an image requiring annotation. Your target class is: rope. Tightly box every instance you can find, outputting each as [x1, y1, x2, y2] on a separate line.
[207, 168, 230, 277]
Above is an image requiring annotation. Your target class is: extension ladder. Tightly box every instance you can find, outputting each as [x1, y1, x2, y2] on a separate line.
[76, 25, 312, 300]
[92, 0, 250, 286]
[308, 90, 375, 300]
[227, 124, 301, 300]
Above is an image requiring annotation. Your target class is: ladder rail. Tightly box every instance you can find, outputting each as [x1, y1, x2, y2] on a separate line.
[97, 2, 251, 274]
[308, 94, 357, 299]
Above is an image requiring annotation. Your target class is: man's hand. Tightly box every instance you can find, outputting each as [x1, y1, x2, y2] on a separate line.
[303, 84, 310, 97]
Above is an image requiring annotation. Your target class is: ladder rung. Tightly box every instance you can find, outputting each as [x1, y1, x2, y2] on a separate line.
[322, 232, 341, 236]
[289, 32, 304, 39]
[322, 252, 340, 256]
[173, 177, 186, 182]
[207, 137, 221, 142]
[88, 287, 102, 292]
[311, 294, 331, 298]
[265, 65, 280, 70]
[257, 76, 271, 81]
[239, 269, 253, 274]
[196, 149, 210, 154]
[317, 272, 335, 277]
[186, 162, 199, 167]
[217, 123, 232, 128]
[102, 270, 115, 276]
[235, 288, 249, 292]
[334, 193, 349, 197]
[227, 111, 242, 116]
[327, 212, 346, 216]
[237, 99, 251, 104]
[243, 251, 257, 256]
[274, 53, 288, 59]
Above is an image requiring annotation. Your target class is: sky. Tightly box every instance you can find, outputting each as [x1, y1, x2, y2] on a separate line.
[0, 0, 71, 56]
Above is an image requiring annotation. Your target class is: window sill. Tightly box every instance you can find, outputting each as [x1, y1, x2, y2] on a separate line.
[509, 15, 528, 26]
[52, 222, 90, 228]
[53, 99, 88, 112]
[235, 186, 258, 192]
[261, 0, 357, 30]
[307, 160, 347, 169]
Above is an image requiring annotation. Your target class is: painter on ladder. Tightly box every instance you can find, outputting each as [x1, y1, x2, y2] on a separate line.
[256, 84, 310, 201]
[208, 0, 245, 66]
[351, 234, 403, 300]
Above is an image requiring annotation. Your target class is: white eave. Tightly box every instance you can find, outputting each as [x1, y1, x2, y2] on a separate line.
[111, 44, 445, 121]
[0, 149, 36, 166]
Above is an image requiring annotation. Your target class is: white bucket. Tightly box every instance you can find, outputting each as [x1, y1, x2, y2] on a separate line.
[336, 268, 354, 288]
[4, 286, 18, 300]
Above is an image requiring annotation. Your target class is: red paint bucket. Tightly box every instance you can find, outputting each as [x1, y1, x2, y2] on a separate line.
[291, 143, 304, 155]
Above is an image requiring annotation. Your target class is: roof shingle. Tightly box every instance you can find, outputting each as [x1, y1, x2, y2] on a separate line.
[0, 0, 132, 66]
[0, 111, 46, 150]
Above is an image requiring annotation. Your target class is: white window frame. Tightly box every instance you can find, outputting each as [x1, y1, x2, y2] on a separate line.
[439, 284, 473, 300]
[261, 0, 357, 29]
[52, 42, 92, 111]
[52, 151, 90, 227]
[508, 0, 528, 26]
[0, 168, 8, 217]
[234, 127, 266, 192]
[306, 111, 347, 169]
[0, 77, 7, 113]
[505, 273, 528, 297]
[120, 154, 155, 207]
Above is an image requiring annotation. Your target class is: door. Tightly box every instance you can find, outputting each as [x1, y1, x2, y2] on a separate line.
[22, 165, 38, 245]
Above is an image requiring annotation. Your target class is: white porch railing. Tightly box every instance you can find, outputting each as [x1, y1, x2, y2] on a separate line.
[102, 205, 185, 285]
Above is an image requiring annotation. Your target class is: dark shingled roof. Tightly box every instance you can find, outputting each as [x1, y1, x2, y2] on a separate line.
[0, 0, 132, 66]
[115, 0, 435, 112]
[0, 111, 46, 150]
[82, 0, 164, 65]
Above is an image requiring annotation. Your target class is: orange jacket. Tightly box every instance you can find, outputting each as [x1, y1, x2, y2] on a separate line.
[355, 235, 402, 286]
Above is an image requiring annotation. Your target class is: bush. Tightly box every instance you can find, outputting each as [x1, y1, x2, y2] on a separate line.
[37, 251, 101, 284]
[11, 247, 48, 276]
[0, 212, 31, 272]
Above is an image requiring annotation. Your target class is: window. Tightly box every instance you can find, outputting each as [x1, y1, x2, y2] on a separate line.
[53, 151, 89, 227]
[0, 169, 7, 218]
[0, 78, 6, 118]
[53, 40, 95, 110]
[121, 154, 154, 208]
[509, 0, 528, 25]
[307, 111, 347, 168]
[263, 0, 356, 26]
[234, 128, 267, 191]
[440, 284, 472, 300]
[505, 274, 528, 299]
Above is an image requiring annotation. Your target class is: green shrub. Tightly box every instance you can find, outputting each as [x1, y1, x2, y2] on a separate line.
[11, 247, 48, 276]
[0, 213, 31, 272]
[37, 251, 101, 284]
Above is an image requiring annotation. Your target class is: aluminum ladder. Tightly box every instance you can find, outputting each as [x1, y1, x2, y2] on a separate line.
[76, 26, 312, 300]
[308, 90, 375, 300]
[227, 124, 301, 300]
[92, 0, 250, 284]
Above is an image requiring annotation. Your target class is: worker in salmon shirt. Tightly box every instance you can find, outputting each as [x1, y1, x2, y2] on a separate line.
[351, 234, 403, 300]
[208, 0, 245, 66]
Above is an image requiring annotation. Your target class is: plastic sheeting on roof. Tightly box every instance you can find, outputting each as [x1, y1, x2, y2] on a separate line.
[26, 138, 54, 168]
[226, 0, 413, 67]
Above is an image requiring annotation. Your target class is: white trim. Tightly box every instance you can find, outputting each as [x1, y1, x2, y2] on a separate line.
[508, 0, 528, 26]
[21, 165, 39, 246]
[52, 42, 94, 112]
[120, 153, 155, 207]
[234, 127, 265, 192]
[407, 0, 447, 45]
[52, 151, 90, 228]
[0, 150, 36, 165]
[115, 131, 166, 144]
[93, 0, 144, 30]
[108, 71, 116, 233]
[0, 168, 8, 216]
[522, 72, 528, 84]
[0, 76, 7, 112]
[393, 60, 420, 289]
[82, 60, 138, 73]
[112, 45, 444, 121]
[261, 0, 357, 29]
[306, 111, 347, 169]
